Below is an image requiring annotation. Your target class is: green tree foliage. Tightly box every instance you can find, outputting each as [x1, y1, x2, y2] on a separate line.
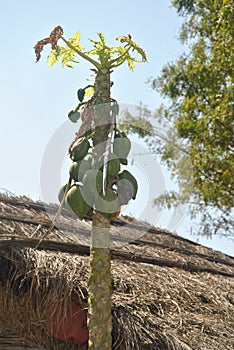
[173, 0, 195, 14]
[143, 0, 233, 237]
[151, 0, 234, 236]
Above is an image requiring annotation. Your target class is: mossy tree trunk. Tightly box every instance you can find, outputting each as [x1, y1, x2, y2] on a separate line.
[88, 68, 112, 350]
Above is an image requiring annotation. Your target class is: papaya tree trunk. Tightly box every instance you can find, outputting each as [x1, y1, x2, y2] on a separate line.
[88, 68, 113, 350]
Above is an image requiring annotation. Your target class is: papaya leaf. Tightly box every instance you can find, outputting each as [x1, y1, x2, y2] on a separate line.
[41, 27, 147, 71]
[126, 57, 135, 70]
[116, 35, 147, 62]
[47, 46, 63, 67]
[47, 31, 84, 68]
[98, 32, 106, 46]
[84, 86, 94, 98]
[109, 36, 147, 70]
[88, 33, 111, 65]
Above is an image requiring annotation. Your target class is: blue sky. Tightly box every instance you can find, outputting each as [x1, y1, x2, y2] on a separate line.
[0, 0, 233, 256]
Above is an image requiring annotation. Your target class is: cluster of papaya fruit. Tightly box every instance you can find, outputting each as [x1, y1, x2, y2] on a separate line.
[58, 130, 138, 220]
[59, 121, 137, 221]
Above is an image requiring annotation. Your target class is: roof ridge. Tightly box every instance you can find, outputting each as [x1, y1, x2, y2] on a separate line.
[1, 237, 234, 278]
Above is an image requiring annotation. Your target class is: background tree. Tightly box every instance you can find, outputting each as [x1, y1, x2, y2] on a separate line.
[34, 27, 146, 350]
[122, 0, 234, 237]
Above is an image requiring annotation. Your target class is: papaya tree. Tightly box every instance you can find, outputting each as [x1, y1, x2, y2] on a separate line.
[34, 26, 146, 349]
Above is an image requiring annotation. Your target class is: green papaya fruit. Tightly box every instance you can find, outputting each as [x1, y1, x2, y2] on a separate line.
[84, 128, 93, 138]
[115, 130, 127, 138]
[116, 178, 134, 205]
[58, 183, 69, 203]
[77, 88, 85, 102]
[68, 110, 80, 123]
[65, 184, 92, 220]
[69, 162, 80, 182]
[71, 137, 90, 161]
[82, 169, 103, 197]
[69, 158, 92, 182]
[106, 153, 121, 178]
[97, 153, 120, 178]
[119, 158, 128, 165]
[118, 170, 138, 199]
[111, 103, 119, 115]
[113, 134, 131, 160]
[86, 207, 93, 219]
[95, 188, 120, 218]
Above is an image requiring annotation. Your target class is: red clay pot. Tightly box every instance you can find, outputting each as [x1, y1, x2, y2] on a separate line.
[45, 301, 89, 344]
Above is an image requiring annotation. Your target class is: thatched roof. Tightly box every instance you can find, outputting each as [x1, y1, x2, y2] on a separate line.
[0, 192, 233, 350]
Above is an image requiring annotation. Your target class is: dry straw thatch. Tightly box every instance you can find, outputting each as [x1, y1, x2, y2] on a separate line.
[0, 192, 233, 349]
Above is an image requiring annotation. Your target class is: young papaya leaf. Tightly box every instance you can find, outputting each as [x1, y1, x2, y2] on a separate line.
[84, 86, 94, 98]
[47, 51, 59, 68]
[68, 31, 84, 51]
[115, 35, 147, 63]
[126, 57, 135, 70]
[97, 32, 106, 46]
